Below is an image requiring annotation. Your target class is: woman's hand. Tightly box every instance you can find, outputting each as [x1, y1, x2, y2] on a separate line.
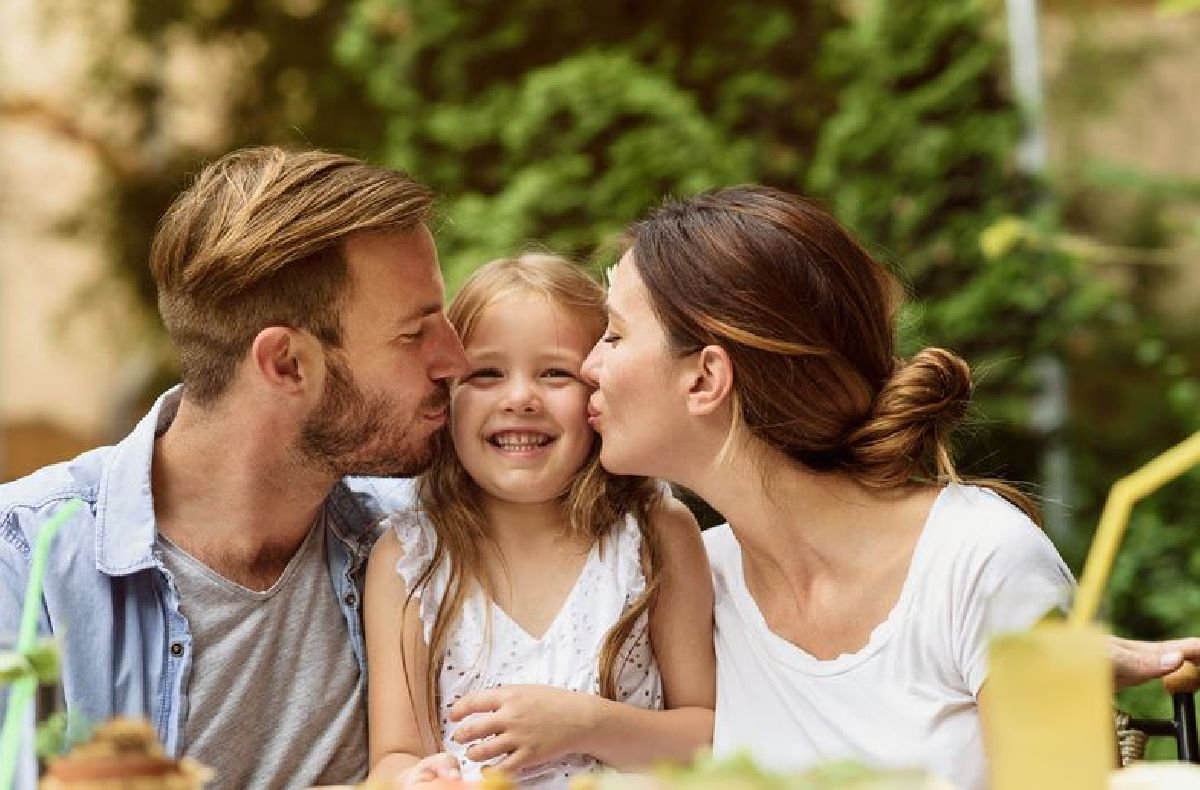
[1109, 635, 1200, 689]
[401, 752, 461, 787]
[448, 684, 598, 772]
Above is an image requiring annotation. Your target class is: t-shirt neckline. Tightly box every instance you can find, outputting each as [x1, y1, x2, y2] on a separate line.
[724, 483, 956, 676]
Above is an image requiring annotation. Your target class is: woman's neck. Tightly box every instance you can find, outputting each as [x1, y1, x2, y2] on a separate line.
[687, 441, 921, 582]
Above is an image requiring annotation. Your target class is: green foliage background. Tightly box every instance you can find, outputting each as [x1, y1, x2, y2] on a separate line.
[57, 0, 1200, 752]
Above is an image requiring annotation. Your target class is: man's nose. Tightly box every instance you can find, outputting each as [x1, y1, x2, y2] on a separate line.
[431, 316, 468, 381]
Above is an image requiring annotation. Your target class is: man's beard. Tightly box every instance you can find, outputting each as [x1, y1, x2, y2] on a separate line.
[298, 354, 449, 478]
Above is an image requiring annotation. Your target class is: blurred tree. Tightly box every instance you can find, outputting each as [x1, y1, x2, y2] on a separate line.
[36, 0, 391, 391]
[804, 1, 1112, 494]
[336, 0, 840, 286]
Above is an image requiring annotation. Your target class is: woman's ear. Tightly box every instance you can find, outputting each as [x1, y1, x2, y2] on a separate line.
[684, 344, 734, 416]
[250, 326, 322, 398]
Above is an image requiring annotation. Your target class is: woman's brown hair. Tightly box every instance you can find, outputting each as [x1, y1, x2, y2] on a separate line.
[626, 185, 1038, 521]
[404, 254, 664, 744]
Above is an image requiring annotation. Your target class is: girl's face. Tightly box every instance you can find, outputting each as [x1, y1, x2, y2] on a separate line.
[582, 253, 687, 478]
[451, 291, 597, 507]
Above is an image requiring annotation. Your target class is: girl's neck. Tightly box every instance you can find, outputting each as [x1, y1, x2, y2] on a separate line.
[479, 494, 583, 553]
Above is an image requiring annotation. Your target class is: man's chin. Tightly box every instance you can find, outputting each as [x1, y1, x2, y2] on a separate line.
[338, 438, 437, 479]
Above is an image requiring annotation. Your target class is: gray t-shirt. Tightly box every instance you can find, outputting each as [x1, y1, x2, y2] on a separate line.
[159, 518, 367, 789]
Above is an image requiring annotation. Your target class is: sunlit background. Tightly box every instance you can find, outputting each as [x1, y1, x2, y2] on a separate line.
[1, 0, 1198, 750]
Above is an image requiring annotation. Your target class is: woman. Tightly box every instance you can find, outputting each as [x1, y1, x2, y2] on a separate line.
[578, 185, 1195, 788]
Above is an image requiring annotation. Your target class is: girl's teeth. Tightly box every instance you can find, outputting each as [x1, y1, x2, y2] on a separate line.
[493, 433, 550, 451]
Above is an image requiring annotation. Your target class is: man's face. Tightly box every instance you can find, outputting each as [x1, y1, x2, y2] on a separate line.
[299, 226, 467, 477]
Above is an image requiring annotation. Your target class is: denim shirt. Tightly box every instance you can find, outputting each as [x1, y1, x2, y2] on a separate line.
[0, 387, 417, 776]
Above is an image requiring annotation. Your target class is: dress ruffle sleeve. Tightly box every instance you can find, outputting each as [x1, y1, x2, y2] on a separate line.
[381, 510, 442, 644]
[614, 513, 648, 604]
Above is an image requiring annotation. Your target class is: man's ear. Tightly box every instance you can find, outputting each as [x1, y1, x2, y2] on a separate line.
[249, 327, 321, 396]
[684, 344, 734, 417]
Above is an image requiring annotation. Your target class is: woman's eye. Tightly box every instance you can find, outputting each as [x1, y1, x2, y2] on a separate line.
[601, 333, 621, 346]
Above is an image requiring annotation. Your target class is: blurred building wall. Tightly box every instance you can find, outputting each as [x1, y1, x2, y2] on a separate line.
[0, 0, 141, 479]
[1044, 5, 1200, 319]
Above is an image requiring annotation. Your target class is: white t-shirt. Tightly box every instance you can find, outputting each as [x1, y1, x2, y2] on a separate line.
[704, 483, 1074, 790]
[386, 509, 663, 788]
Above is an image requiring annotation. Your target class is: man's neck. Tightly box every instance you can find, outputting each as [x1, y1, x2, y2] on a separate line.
[151, 395, 337, 590]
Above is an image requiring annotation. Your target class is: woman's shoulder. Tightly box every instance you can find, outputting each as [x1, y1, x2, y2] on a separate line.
[700, 523, 740, 580]
[924, 483, 1071, 582]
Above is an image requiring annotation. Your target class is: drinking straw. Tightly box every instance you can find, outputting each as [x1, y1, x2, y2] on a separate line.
[0, 498, 82, 790]
[1070, 432, 1200, 628]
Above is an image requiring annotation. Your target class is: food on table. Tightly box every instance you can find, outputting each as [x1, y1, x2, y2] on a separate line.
[40, 718, 211, 789]
[407, 770, 513, 790]
[571, 753, 954, 790]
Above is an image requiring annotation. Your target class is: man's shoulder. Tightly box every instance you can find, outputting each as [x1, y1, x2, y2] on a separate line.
[341, 476, 418, 516]
[325, 476, 418, 551]
[0, 446, 109, 556]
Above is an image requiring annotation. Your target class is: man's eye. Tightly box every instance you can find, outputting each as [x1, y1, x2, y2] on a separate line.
[397, 328, 425, 343]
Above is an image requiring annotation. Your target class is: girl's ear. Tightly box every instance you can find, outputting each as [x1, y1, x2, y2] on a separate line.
[250, 326, 322, 398]
[684, 344, 734, 417]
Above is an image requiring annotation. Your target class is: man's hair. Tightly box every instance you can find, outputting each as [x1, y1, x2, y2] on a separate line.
[150, 146, 433, 405]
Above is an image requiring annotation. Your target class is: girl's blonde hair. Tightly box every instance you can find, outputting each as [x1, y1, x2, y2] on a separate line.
[405, 253, 663, 744]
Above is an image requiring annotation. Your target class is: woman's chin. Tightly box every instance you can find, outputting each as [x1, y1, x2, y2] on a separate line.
[598, 447, 649, 478]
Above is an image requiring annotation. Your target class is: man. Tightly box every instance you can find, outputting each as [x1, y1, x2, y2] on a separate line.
[0, 147, 467, 787]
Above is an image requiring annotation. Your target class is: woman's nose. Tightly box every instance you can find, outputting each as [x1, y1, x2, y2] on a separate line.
[581, 341, 602, 387]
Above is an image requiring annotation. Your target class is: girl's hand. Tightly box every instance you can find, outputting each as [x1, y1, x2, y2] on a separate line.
[402, 752, 461, 787]
[448, 684, 598, 772]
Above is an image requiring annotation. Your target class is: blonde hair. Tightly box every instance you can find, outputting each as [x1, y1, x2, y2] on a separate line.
[150, 146, 433, 405]
[406, 254, 664, 742]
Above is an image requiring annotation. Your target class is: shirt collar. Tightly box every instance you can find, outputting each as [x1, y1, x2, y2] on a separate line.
[94, 386, 385, 576]
[95, 386, 182, 576]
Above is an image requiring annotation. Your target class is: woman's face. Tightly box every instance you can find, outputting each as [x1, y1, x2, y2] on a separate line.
[582, 252, 686, 477]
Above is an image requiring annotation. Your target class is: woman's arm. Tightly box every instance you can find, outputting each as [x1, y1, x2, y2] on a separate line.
[365, 529, 451, 784]
[449, 497, 715, 772]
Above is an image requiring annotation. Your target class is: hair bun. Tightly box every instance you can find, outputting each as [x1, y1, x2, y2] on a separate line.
[844, 347, 972, 487]
[891, 347, 973, 424]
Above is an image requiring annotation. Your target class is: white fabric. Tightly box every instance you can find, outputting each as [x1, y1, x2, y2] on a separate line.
[386, 510, 663, 788]
[704, 483, 1074, 790]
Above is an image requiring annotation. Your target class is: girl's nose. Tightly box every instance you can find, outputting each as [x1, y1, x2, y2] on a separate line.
[500, 377, 540, 413]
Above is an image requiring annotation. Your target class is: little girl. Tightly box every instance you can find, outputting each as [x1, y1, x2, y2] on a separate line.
[364, 254, 715, 788]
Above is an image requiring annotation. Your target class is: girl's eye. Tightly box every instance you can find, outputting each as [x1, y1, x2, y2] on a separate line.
[542, 368, 577, 380]
[465, 367, 502, 381]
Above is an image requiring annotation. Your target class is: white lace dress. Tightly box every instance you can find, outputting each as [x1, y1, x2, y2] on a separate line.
[387, 510, 664, 788]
